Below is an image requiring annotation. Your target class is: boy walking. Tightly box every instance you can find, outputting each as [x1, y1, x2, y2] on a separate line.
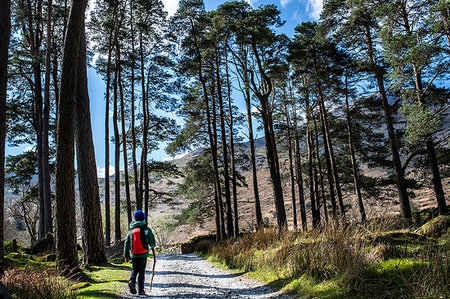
[124, 210, 156, 295]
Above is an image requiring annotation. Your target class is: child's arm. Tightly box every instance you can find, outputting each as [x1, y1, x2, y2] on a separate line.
[147, 228, 156, 249]
[123, 232, 131, 260]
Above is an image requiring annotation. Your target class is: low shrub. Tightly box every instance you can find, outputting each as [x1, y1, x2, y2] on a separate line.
[1, 268, 76, 299]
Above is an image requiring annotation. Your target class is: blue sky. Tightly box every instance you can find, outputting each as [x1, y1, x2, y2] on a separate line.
[6, 0, 322, 178]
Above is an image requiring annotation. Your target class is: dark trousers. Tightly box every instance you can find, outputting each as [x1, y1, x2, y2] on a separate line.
[129, 257, 147, 290]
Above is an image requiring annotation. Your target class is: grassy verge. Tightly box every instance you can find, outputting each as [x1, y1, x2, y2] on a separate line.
[206, 216, 450, 298]
[2, 249, 132, 299]
[75, 262, 131, 298]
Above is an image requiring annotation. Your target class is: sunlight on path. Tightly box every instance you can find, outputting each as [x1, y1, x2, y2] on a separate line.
[119, 253, 292, 298]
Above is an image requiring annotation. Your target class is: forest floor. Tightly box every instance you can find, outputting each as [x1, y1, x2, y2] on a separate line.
[118, 254, 292, 298]
[1, 213, 448, 298]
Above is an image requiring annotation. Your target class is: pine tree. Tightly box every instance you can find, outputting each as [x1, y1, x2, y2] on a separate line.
[0, 0, 11, 275]
[75, 18, 106, 266]
[377, 0, 448, 215]
[55, 0, 88, 272]
[321, 0, 412, 219]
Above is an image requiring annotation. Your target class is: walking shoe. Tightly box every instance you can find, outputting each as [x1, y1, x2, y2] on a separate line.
[138, 289, 146, 295]
[128, 282, 137, 294]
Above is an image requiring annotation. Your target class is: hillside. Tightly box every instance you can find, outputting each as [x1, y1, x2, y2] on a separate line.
[143, 136, 450, 243]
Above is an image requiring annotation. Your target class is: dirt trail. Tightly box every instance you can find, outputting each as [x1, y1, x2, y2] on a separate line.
[119, 253, 292, 298]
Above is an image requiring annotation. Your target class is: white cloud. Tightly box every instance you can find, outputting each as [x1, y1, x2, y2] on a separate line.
[305, 0, 323, 20]
[162, 0, 179, 17]
[245, 0, 258, 6]
[280, 0, 292, 8]
[97, 165, 115, 178]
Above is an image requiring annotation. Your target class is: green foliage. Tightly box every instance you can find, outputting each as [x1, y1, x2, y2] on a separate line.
[399, 102, 439, 145]
[174, 151, 215, 226]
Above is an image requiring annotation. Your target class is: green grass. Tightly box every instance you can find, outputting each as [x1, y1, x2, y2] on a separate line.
[206, 218, 449, 299]
[3, 249, 132, 299]
[76, 262, 131, 298]
[5, 251, 56, 270]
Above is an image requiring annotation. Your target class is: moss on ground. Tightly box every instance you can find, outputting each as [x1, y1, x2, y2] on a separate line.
[76, 262, 131, 298]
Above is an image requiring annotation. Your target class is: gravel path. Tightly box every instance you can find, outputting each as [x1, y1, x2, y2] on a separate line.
[119, 254, 293, 298]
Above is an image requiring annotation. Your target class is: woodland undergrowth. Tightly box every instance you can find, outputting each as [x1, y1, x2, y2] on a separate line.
[208, 217, 449, 298]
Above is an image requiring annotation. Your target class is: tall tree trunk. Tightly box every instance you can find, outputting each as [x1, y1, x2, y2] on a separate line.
[51, 35, 59, 132]
[75, 21, 107, 266]
[285, 103, 297, 229]
[191, 23, 223, 240]
[130, 0, 140, 211]
[215, 51, 234, 238]
[42, 0, 52, 236]
[344, 78, 366, 221]
[138, 29, 147, 214]
[305, 94, 315, 228]
[309, 113, 319, 228]
[250, 39, 286, 230]
[104, 25, 114, 247]
[313, 165, 321, 226]
[0, 0, 11, 276]
[292, 104, 307, 231]
[35, 62, 45, 240]
[410, 67, 447, 215]
[25, 0, 46, 240]
[144, 73, 150, 219]
[365, 25, 411, 219]
[225, 47, 239, 237]
[117, 49, 132, 225]
[55, 0, 88, 272]
[211, 82, 226, 239]
[208, 81, 224, 240]
[313, 117, 328, 224]
[113, 66, 121, 243]
[242, 51, 262, 229]
[314, 75, 345, 220]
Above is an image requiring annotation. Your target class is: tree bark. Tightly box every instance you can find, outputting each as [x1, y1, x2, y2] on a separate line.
[129, 0, 140, 211]
[225, 47, 239, 237]
[305, 94, 316, 228]
[190, 19, 223, 240]
[75, 21, 107, 266]
[113, 64, 121, 243]
[344, 78, 366, 221]
[250, 38, 286, 230]
[117, 46, 132, 225]
[411, 68, 447, 215]
[242, 49, 262, 229]
[313, 116, 328, 224]
[42, 0, 52, 236]
[215, 50, 234, 238]
[285, 103, 297, 229]
[104, 24, 114, 247]
[211, 82, 226, 239]
[313, 68, 345, 220]
[292, 103, 307, 231]
[55, 0, 88, 272]
[365, 25, 411, 219]
[138, 29, 147, 214]
[0, 0, 11, 276]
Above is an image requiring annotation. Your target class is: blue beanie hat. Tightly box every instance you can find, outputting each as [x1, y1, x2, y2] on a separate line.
[134, 210, 146, 221]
